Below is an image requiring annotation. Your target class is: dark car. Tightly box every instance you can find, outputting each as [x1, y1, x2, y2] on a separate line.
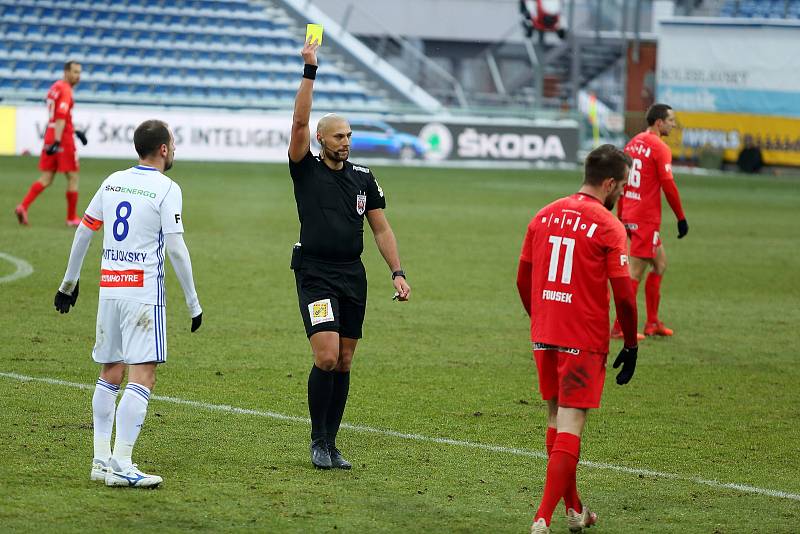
[349, 118, 426, 160]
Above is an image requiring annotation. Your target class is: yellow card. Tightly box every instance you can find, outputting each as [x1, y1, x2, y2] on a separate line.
[306, 23, 323, 46]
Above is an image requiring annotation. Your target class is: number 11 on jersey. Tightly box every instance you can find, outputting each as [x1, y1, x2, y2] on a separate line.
[547, 235, 575, 284]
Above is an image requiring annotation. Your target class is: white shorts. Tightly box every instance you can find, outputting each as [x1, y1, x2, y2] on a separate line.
[93, 299, 167, 365]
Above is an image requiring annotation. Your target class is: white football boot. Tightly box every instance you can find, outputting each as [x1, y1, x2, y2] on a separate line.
[531, 518, 551, 534]
[105, 459, 163, 488]
[567, 506, 597, 532]
[90, 458, 111, 482]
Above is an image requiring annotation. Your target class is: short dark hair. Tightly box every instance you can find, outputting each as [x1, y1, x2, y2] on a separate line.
[64, 60, 80, 71]
[134, 120, 171, 158]
[583, 144, 630, 186]
[646, 103, 673, 126]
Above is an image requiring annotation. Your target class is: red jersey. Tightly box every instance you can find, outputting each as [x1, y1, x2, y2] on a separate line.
[520, 193, 630, 353]
[622, 131, 674, 225]
[44, 79, 74, 144]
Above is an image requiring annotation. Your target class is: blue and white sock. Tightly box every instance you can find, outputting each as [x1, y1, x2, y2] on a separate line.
[92, 378, 120, 461]
[111, 382, 150, 470]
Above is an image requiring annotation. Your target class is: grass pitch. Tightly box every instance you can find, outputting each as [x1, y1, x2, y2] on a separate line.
[1, 155, 798, 533]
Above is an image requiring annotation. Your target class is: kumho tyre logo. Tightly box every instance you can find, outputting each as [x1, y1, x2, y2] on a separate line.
[418, 123, 453, 162]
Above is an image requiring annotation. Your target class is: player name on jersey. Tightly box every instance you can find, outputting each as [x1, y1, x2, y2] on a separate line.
[102, 249, 147, 263]
[541, 289, 573, 303]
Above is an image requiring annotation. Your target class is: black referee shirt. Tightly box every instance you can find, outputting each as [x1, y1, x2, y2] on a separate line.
[289, 151, 386, 262]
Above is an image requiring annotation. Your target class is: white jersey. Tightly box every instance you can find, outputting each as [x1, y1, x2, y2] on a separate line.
[82, 165, 183, 305]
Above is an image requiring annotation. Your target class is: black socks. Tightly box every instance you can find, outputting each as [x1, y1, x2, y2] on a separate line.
[325, 371, 350, 447]
[307, 365, 334, 442]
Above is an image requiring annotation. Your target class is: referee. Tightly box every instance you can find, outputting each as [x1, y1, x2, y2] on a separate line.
[288, 38, 411, 469]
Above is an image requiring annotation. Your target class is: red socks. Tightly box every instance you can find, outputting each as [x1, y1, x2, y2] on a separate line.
[545, 426, 557, 456]
[66, 191, 78, 220]
[535, 432, 581, 526]
[645, 273, 662, 323]
[20, 181, 45, 209]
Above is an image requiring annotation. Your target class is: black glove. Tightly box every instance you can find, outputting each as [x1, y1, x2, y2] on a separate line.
[612, 345, 638, 385]
[45, 140, 60, 155]
[677, 219, 689, 239]
[75, 130, 88, 146]
[191, 313, 202, 333]
[54, 280, 80, 314]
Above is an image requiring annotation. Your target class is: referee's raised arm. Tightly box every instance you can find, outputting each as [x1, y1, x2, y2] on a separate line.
[289, 38, 320, 163]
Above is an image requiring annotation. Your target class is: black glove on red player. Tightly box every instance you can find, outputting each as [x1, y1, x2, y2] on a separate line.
[45, 140, 60, 155]
[677, 219, 689, 239]
[613, 345, 638, 385]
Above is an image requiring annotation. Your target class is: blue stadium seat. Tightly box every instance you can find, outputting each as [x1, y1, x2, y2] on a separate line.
[111, 64, 128, 76]
[94, 11, 113, 24]
[0, 78, 16, 90]
[18, 79, 37, 91]
[13, 60, 33, 72]
[5, 22, 24, 37]
[75, 9, 95, 22]
[63, 26, 81, 39]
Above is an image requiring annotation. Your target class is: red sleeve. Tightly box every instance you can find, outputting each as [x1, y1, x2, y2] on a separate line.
[53, 88, 70, 121]
[605, 222, 630, 279]
[661, 178, 685, 221]
[517, 223, 534, 315]
[517, 260, 532, 316]
[610, 276, 638, 347]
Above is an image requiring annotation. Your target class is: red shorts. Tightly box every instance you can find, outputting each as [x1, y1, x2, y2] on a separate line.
[533, 346, 607, 409]
[625, 221, 661, 259]
[39, 137, 79, 173]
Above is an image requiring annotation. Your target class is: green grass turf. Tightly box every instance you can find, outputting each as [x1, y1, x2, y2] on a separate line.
[1, 154, 798, 533]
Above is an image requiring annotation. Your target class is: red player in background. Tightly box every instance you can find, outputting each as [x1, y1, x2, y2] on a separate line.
[15, 60, 88, 226]
[611, 103, 688, 338]
[518, 144, 639, 533]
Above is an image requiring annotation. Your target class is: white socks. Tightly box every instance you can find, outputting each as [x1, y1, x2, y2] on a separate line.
[111, 382, 151, 470]
[92, 378, 120, 460]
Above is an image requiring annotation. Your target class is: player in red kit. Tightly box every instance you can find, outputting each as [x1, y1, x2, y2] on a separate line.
[517, 145, 640, 534]
[15, 61, 88, 226]
[611, 103, 688, 338]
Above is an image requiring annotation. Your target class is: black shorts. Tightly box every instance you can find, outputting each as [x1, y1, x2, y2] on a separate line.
[294, 258, 367, 339]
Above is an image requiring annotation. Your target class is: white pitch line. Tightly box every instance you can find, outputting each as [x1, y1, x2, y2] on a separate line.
[3, 371, 799, 503]
[0, 252, 34, 284]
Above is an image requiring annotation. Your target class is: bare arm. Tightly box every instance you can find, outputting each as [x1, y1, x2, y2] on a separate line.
[288, 39, 320, 163]
[366, 209, 411, 300]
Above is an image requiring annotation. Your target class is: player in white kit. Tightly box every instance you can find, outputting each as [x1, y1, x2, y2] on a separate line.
[54, 119, 202, 488]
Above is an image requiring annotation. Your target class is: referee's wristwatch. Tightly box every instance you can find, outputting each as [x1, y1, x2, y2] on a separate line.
[391, 270, 406, 280]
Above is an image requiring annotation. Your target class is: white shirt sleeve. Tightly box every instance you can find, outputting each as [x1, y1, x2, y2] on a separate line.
[160, 181, 184, 235]
[59, 224, 95, 294]
[164, 233, 201, 317]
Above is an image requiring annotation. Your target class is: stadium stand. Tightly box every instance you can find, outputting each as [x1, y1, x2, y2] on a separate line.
[0, 0, 396, 111]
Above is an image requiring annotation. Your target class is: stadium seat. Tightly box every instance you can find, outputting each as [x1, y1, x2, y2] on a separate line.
[18, 79, 36, 91]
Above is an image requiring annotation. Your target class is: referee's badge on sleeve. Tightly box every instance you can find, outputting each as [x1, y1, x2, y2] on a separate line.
[309, 298, 334, 325]
[356, 194, 367, 215]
